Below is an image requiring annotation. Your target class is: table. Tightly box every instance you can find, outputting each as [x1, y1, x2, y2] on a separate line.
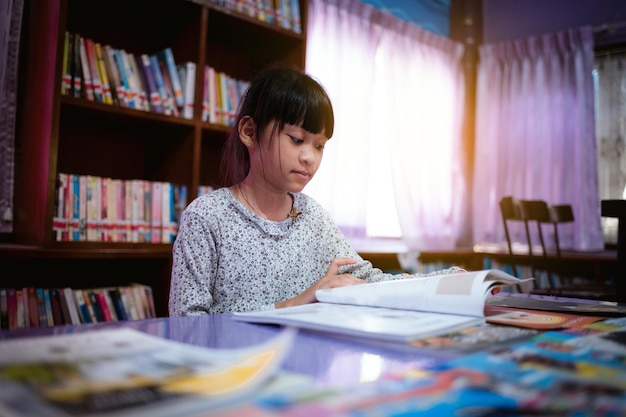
[0, 314, 454, 388]
[1, 305, 625, 415]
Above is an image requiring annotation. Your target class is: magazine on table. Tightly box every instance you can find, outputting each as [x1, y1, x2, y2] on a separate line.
[234, 269, 532, 343]
[0, 327, 295, 417]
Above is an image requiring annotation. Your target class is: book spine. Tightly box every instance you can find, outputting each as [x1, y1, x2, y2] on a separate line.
[94, 42, 113, 105]
[149, 54, 173, 115]
[120, 50, 141, 110]
[53, 173, 65, 241]
[71, 33, 82, 98]
[140, 54, 163, 114]
[108, 288, 128, 321]
[36, 288, 48, 327]
[57, 287, 72, 325]
[151, 181, 162, 243]
[72, 289, 91, 324]
[160, 48, 185, 108]
[104, 44, 126, 106]
[113, 49, 135, 108]
[61, 31, 71, 94]
[143, 181, 152, 242]
[62, 287, 81, 325]
[290, 0, 301, 33]
[20, 287, 30, 329]
[202, 65, 209, 121]
[157, 57, 180, 117]
[84, 38, 102, 102]
[15, 289, 25, 329]
[43, 289, 55, 327]
[49, 288, 64, 326]
[0, 288, 7, 330]
[79, 174, 87, 241]
[182, 61, 196, 119]
[102, 289, 119, 321]
[128, 52, 149, 111]
[27, 287, 39, 328]
[83, 290, 100, 323]
[94, 290, 113, 322]
[6, 288, 17, 330]
[120, 287, 139, 320]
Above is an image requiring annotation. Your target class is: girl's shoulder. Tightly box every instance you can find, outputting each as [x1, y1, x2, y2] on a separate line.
[185, 187, 232, 216]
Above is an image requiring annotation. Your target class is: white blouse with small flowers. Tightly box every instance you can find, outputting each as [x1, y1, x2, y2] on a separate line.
[168, 187, 461, 315]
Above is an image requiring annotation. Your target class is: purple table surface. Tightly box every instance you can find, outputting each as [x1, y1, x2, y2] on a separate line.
[0, 313, 458, 388]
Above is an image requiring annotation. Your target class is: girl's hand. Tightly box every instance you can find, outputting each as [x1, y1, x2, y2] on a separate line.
[275, 258, 364, 309]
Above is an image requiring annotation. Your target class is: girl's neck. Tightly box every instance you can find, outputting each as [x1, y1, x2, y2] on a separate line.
[234, 181, 293, 222]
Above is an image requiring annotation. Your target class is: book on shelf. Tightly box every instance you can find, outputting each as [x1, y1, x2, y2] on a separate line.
[149, 54, 175, 116]
[234, 269, 533, 343]
[139, 53, 163, 114]
[49, 288, 64, 326]
[128, 52, 149, 111]
[27, 287, 39, 328]
[94, 41, 113, 105]
[104, 44, 128, 106]
[61, 31, 71, 95]
[84, 37, 103, 102]
[0, 327, 296, 417]
[156, 54, 181, 117]
[5, 288, 16, 330]
[179, 61, 196, 119]
[71, 33, 82, 98]
[158, 47, 185, 109]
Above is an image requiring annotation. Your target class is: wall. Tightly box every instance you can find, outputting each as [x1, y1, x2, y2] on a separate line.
[361, 0, 450, 36]
[483, 0, 626, 46]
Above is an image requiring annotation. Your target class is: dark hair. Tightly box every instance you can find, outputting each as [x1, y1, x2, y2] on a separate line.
[219, 64, 335, 186]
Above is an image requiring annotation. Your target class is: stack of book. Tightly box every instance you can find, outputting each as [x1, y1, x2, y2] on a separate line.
[0, 284, 156, 330]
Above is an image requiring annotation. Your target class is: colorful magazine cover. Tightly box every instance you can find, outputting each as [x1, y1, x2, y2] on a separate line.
[0, 327, 296, 417]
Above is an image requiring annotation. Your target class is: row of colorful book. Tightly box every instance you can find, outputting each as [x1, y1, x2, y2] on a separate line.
[61, 32, 251, 128]
[61, 32, 193, 118]
[203, 67, 250, 126]
[208, 0, 302, 33]
[53, 173, 188, 243]
[0, 284, 156, 330]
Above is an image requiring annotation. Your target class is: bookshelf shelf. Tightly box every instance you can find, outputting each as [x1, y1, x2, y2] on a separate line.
[4, 0, 308, 320]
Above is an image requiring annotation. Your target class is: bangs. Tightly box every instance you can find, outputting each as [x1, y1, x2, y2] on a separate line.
[250, 69, 335, 138]
[278, 86, 334, 138]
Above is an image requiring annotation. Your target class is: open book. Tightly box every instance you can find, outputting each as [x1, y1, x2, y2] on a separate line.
[234, 269, 532, 344]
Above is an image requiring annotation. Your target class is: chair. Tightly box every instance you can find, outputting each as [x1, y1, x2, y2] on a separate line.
[500, 196, 615, 299]
[500, 197, 557, 288]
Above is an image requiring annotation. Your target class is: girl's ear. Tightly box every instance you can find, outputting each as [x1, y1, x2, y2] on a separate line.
[238, 116, 256, 147]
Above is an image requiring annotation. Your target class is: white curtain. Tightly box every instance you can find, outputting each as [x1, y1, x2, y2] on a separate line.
[305, 0, 467, 251]
[472, 26, 604, 251]
[594, 51, 626, 245]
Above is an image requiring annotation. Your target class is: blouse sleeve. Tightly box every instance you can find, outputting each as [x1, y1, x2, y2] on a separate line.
[169, 209, 218, 316]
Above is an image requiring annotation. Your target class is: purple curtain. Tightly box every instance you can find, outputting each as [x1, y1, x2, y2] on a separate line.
[472, 26, 604, 251]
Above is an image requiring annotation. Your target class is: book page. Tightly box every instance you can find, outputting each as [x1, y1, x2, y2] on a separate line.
[315, 269, 529, 318]
[234, 303, 485, 343]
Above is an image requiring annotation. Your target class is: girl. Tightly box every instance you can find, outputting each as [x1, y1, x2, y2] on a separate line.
[169, 65, 460, 315]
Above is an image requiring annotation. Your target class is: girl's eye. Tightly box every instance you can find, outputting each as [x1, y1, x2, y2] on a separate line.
[316, 144, 325, 151]
[289, 135, 304, 144]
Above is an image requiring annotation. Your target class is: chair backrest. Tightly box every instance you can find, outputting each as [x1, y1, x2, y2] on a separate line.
[499, 196, 575, 283]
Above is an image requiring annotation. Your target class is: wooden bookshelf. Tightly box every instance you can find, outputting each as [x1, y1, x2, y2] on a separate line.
[2, 0, 308, 318]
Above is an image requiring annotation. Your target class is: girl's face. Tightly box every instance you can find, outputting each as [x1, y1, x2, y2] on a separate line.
[255, 121, 328, 193]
